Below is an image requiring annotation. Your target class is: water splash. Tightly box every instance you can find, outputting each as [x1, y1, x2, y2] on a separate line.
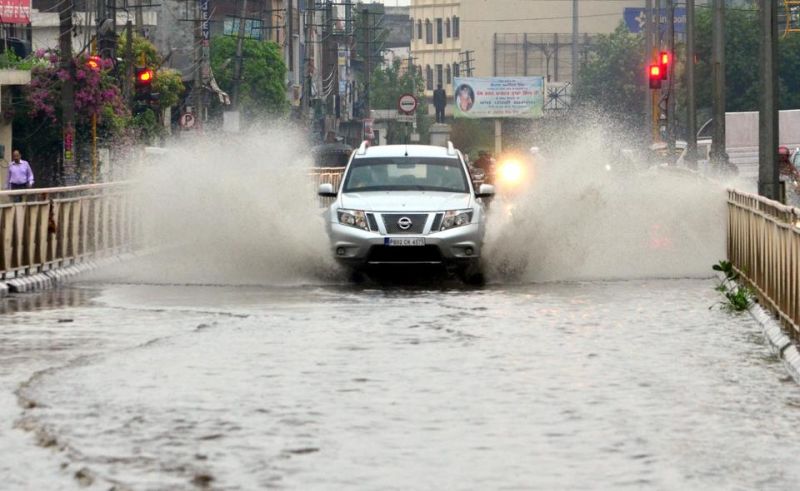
[483, 123, 728, 282]
[108, 123, 338, 285]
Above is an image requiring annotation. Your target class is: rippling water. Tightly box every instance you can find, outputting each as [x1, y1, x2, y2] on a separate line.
[2, 280, 800, 490]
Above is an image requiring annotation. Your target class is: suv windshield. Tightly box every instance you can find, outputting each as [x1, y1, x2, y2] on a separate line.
[343, 157, 469, 193]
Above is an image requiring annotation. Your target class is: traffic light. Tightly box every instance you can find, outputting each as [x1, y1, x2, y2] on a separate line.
[134, 67, 156, 115]
[86, 55, 101, 71]
[648, 64, 662, 89]
[658, 51, 670, 80]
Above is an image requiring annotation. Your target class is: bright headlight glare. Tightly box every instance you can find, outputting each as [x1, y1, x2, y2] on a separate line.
[337, 210, 369, 230]
[440, 210, 473, 231]
[498, 160, 524, 184]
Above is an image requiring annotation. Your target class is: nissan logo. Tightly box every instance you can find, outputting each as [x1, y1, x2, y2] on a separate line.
[397, 217, 413, 230]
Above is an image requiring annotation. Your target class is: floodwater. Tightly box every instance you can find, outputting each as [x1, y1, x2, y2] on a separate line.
[2, 279, 800, 490]
[2, 125, 798, 489]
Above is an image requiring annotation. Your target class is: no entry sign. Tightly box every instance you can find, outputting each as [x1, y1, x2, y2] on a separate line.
[398, 93, 418, 115]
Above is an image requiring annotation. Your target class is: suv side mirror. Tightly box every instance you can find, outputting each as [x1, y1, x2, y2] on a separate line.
[476, 184, 495, 198]
[318, 183, 337, 197]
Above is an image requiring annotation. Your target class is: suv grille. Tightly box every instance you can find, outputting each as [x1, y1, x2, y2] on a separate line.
[381, 214, 428, 234]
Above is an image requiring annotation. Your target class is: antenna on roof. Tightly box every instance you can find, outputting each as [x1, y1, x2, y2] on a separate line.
[357, 140, 369, 155]
[446, 141, 456, 156]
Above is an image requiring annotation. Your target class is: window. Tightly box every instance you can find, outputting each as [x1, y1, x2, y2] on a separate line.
[417, 20, 422, 40]
[445, 18, 451, 38]
[436, 64, 443, 87]
[436, 18, 443, 44]
[445, 65, 451, 85]
[410, 18, 415, 40]
[453, 63, 460, 77]
[343, 158, 469, 194]
[425, 19, 433, 44]
[426, 65, 433, 90]
[452, 16, 460, 39]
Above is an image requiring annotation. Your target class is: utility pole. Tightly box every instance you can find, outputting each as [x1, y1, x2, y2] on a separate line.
[571, 0, 578, 85]
[644, 0, 653, 137]
[710, 0, 728, 170]
[686, 0, 697, 169]
[135, 0, 144, 35]
[193, 0, 204, 124]
[666, 0, 676, 151]
[124, 21, 133, 104]
[759, 0, 780, 200]
[59, 0, 76, 185]
[232, 0, 248, 108]
[361, 8, 373, 117]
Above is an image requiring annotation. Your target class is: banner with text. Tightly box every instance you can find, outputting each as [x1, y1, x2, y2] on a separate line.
[0, 0, 30, 24]
[452, 77, 544, 119]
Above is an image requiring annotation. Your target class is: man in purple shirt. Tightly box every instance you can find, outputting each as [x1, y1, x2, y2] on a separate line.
[7, 150, 33, 202]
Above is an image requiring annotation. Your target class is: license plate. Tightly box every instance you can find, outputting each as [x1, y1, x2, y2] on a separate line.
[384, 237, 425, 247]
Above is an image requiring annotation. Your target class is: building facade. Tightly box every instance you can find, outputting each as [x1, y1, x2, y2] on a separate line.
[409, 0, 462, 98]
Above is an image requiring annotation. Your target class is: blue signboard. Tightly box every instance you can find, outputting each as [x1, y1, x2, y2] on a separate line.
[624, 8, 686, 34]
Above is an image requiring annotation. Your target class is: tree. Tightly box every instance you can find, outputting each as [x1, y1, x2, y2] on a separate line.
[210, 36, 288, 121]
[574, 24, 646, 127]
[369, 59, 429, 144]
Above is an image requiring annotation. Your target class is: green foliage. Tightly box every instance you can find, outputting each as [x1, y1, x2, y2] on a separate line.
[711, 260, 753, 312]
[116, 32, 160, 73]
[152, 69, 184, 109]
[575, 24, 645, 124]
[210, 36, 289, 120]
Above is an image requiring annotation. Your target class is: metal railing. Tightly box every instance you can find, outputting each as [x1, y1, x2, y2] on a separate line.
[728, 189, 800, 336]
[0, 182, 139, 278]
[310, 167, 345, 207]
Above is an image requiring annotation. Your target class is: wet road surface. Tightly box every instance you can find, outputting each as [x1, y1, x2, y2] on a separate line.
[2, 279, 800, 490]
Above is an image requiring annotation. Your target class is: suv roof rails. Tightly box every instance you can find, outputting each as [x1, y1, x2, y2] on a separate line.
[446, 141, 457, 156]
[356, 140, 369, 155]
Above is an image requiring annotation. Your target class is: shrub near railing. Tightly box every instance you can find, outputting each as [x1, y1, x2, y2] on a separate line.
[728, 189, 800, 337]
[0, 182, 139, 278]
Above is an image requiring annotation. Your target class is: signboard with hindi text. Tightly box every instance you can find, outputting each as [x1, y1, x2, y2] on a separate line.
[452, 77, 544, 119]
[0, 0, 30, 24]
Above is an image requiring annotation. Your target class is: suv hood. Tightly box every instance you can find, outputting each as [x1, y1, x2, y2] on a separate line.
[341, 191, 472, 212]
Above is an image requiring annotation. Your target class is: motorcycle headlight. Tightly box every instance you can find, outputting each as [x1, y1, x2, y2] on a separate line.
[497, 160, 525, 187]
[337, 209, 369, 231]
[440, 210, 474, 231]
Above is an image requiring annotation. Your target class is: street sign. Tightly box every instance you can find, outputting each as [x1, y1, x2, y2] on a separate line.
[180, 113, 196, 129]
[624, 8, 686, 34]
[396, 113, 416, 123]
[398, 93, 418, 115]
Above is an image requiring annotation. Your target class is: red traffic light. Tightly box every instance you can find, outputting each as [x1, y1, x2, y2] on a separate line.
[658, 51, 670, 80]
[136, 67, 154, 84]
[648, 64, 662, 89]
[86, 55, 101, 71]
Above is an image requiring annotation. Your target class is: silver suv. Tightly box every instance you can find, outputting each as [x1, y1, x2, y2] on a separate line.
[318, 141, 494, 281]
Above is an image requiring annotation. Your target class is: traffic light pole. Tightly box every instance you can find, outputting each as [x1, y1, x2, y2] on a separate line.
[759, 0, 780, 200]
[710, 0, 728, 170]
[59, 0, 76, 185]
[686, 0, 697, 169]
[644, 0, 653, 137]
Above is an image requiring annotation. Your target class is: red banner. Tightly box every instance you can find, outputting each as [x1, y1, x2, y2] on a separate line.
[0, 0, 30, 25]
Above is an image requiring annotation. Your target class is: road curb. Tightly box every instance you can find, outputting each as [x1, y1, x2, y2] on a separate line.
[1, 252, 141, 295]
[748, 301, 800, 384]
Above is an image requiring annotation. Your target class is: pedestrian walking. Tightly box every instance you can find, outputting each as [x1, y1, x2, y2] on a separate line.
[6, 150, 34, 203]
[433, 84, 447, 123]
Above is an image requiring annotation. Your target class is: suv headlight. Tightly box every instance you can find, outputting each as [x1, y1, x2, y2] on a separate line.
[440, 210, 473, 231]
[337, 209, 369, 231]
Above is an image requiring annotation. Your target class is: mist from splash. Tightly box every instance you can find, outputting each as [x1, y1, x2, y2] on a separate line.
[102, 123, 338, 286]
[482, 120, 729, 282]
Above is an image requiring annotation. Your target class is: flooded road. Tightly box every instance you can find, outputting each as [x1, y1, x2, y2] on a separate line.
[2, 279, 800, 490]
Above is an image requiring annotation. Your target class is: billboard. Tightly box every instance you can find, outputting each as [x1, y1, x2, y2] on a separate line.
[452, 77, 544, 119]
[0, 0, 30, 25]
[624, 8, 686, 34]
